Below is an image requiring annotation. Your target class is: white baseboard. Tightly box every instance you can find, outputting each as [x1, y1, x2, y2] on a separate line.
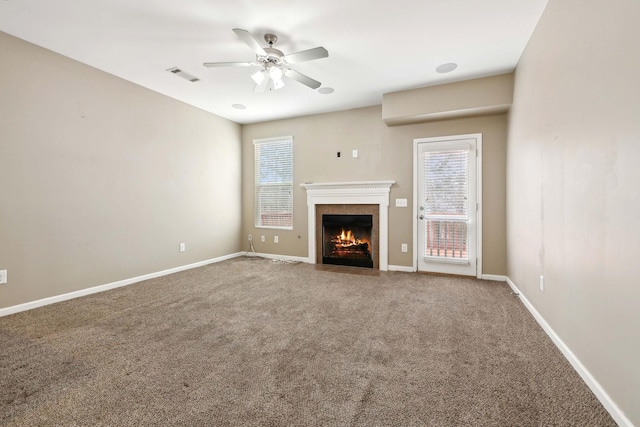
[481, 274, 506, 281]
[388, 264, 416, 273]
[249, 256, 415, 273]
[384, 268, 506, 278]
[246, 252, 311, 264]
[505, 277, 632, 427]
[0, 252, 245, 318]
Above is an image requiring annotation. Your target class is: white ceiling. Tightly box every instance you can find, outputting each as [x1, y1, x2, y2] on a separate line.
[0, 0, 548, 124]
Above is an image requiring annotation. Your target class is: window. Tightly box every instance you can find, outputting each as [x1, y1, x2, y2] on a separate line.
[254, 136, 293, 229]
[422, 147, 470, 261]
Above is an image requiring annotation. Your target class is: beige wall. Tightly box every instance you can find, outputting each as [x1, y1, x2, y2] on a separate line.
[507, 0, 640, 424]
[383, 73, 513, 126]
[0, 32, 242, 309]
[242, 107, 507, 275]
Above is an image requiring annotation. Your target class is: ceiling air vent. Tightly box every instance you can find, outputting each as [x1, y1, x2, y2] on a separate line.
[167, 67, 200, 82]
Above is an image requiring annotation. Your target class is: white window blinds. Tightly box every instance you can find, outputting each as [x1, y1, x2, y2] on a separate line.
[422, 148, 470, 260]
[254, 137, 293, 229]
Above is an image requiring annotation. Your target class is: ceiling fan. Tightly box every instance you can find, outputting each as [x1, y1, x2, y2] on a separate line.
[203, 28, 329, 93]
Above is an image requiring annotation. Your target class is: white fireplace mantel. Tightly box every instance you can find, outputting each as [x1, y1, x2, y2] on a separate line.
[300, 181, 395, 270]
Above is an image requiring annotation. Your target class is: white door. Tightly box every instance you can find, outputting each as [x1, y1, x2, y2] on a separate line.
[415, 135, 480, 276]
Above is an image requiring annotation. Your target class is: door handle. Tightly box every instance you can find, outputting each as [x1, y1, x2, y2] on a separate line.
[419, 215, 424, 220]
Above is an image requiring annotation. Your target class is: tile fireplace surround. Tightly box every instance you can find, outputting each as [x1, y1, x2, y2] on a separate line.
[300, 181, 395, 270]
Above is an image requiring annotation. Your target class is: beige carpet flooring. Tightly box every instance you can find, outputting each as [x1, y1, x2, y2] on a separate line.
[1, 257, 615, 426]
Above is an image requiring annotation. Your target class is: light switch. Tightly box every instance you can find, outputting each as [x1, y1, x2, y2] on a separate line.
[395, 198, 408, 207]
[352, 150, 358, 158]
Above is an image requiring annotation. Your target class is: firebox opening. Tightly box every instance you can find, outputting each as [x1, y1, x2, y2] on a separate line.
[322, 214, 373, 268]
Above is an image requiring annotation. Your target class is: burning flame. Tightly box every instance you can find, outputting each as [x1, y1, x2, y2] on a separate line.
[334, 228, 364, 247]
[327, 226, 371, 259]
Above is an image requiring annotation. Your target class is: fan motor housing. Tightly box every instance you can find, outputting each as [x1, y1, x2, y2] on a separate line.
[263, 47, 285, 63]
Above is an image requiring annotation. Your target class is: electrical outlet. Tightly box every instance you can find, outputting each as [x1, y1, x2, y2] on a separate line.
[248, 234, 253, 242]
[0, 270, 7, 284]
[274, 236, 279, 243]
[401, 244, 408, 253]
[179, 243, 186, 252]
[352, 149, 358, 158]
[540, 275, 544, 292]
[261, 235, 265, 242]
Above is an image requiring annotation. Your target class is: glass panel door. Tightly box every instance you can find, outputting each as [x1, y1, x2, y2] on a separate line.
[417, 137, 477, 276]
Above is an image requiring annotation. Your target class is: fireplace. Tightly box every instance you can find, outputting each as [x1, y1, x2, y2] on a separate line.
[300, 181, 395, 271]
[322, 214, 373, 268]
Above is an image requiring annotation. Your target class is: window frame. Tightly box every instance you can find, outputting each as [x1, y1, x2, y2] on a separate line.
[253, 136, 294, 230]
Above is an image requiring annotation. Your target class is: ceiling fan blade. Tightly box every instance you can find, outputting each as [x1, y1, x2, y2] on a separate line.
[284, 69, 321, 89]
[203, 62, 259, 68]
[284, 47, 328, 64]
[232, 28, 267, 56]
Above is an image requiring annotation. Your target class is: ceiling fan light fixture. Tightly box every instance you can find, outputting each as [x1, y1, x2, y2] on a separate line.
[272, 76, 285, 90]
[269, 65, 283, 80]
[251, 69, 266, 85]
[266, 63, 285, 89]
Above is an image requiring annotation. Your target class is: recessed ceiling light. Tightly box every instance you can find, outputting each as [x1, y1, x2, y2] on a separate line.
[436, 63, 458, 73]
[232, 104, 246, 110]
[318, 87, 334, 95]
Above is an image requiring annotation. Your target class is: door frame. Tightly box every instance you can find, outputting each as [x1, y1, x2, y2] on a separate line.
[412, 133, 483, 278]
